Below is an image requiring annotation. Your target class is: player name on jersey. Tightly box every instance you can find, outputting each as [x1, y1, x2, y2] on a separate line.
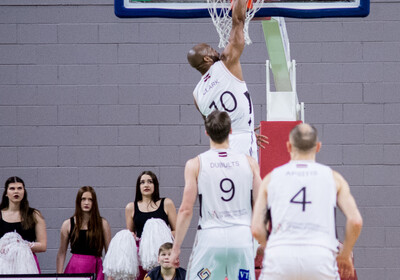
[202, 79, 220, 96]
[209, 161, 240, 168]
[285, 170, 318, 177]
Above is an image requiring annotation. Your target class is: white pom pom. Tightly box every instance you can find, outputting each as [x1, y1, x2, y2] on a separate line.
[0, 232, 39, 274]
[103, 229, 139, 280]
[139, 218, 174, 271]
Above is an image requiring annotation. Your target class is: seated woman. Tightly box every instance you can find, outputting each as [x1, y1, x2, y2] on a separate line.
[56, 186, 111, 280]
[125, 171, 177, 280]
[0, 176, 47, 272]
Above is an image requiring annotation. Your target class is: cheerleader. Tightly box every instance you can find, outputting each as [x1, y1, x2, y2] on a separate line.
[0, 176, 47, 273]
[56, 186, 111, 280]
[125, 171, 177, 280]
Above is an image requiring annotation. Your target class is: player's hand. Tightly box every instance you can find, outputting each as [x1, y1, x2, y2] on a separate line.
[169, 247, 181, 268]
[336, 252, 354, 279]
[254, 126, 269, 149]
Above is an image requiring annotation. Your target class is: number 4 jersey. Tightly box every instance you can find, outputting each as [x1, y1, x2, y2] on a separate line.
[267, 160, 339, 252]
[193, 61, 257, 160]
[197, 148, 253, 230]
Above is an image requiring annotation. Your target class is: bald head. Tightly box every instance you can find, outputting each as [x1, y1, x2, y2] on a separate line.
[187, 43, 220, 74]
[289, 123, 318, 153]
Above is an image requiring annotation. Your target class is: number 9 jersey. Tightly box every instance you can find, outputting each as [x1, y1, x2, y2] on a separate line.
[193, 61, 257, 160]
[197, 148, 253, 229]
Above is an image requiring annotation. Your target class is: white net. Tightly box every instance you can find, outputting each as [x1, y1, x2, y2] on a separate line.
[207, 0, 264, 48]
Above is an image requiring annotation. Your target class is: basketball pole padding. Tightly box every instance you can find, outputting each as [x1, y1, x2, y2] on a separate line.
[259, 121, 302, 178]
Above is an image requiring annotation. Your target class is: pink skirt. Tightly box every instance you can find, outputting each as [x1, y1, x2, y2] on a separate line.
[65, 254, 104, 280]
[33, 253, 41, 273]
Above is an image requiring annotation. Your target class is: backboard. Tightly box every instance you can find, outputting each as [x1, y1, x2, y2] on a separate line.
[115, 0, 369, 19]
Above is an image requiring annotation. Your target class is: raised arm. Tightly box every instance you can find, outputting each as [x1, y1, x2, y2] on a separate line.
[32, 210, 47, 253]
[251, 173, 270, 247]
[56, 219, 70, 273]
[334, 170, 363, 278]
[164, 197, 178, 237]
[221, 0, 247, 80]
[170, 157, 199, 267]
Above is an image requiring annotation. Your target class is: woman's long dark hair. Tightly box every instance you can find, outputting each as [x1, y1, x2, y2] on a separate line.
[134, 171, 160, 204]
[0, 176, 39, 230]
[71, 186, 104, 257]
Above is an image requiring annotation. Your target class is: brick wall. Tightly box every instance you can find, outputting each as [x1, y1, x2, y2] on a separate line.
[0, 0, 399, 278]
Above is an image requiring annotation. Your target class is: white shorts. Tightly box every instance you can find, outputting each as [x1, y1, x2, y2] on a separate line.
[186, 226, 255, 280]
[260, 245, 340, 280]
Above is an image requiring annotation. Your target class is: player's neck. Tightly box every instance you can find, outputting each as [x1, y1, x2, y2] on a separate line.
[291, 153, 316, 161]
[210, 140, 229, 150]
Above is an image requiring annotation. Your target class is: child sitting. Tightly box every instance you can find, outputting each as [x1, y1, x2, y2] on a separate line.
[144, 242, 186, 280]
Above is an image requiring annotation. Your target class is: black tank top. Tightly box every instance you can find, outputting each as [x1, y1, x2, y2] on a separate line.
[69, 217, 99, 256]
[133, 198, 169, 238]
[0, 211, 36, 242]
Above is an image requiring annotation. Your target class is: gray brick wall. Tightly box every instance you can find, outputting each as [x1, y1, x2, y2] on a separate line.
[0, 0, 399, 278]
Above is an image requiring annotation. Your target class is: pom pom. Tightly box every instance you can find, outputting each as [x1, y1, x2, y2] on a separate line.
[103, 229, 139, 280]
[0, 232, 39, 274]
[139, 218, 174, 271]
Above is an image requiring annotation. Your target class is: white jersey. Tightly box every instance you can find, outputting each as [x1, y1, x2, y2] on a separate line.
[193, 61, 257, 160]
[197, 148, 253, 229]
[267, 160, 339, 252]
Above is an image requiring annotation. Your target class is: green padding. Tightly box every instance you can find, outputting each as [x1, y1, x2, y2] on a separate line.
[262, 19, 292, 92]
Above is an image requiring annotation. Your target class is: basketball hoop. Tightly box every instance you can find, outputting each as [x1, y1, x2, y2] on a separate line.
[207, 0, 263, 48]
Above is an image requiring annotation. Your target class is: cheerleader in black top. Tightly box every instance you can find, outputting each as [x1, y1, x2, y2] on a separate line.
[56, 186, 111, 280]
[0, 176, 47, 272]
[125, 171, 177, 280]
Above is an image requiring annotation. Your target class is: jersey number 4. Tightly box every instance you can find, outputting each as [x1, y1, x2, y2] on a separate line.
[290, 187, 311, 211]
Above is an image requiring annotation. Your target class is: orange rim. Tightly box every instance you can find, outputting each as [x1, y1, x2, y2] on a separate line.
[230, 0, 254, 10]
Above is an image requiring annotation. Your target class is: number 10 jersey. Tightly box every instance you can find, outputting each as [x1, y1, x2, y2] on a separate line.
[193, 61, 257, 160]
[197, 148, 253, 230]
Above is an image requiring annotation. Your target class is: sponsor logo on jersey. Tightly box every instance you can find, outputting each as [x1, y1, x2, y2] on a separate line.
[204, 73, 211, 82]
[218, 152, 227, 157]
[296, 163, 308, 168]
[197, 268, 211, 280]
[239, 269, 250, 280]
[208, 209, 248, 219]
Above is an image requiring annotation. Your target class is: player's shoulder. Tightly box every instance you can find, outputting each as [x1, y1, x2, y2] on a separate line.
[185, 156, 200, 170]
[331, 169, 346, 184]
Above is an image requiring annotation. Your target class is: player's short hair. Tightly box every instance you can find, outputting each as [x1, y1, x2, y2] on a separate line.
[289, 124, 318, 152]
[205, 110, 231, 144]
[158, 242, 173, 255]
